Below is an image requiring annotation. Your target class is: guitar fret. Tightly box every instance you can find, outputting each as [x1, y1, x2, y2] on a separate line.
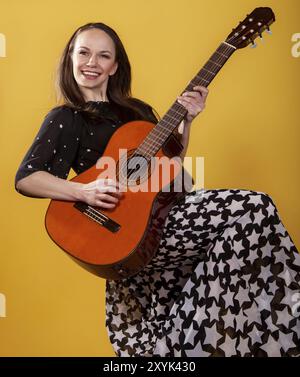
[143, 138, 161, 149]
[202, 67, 216, 76]
[144, 126, 171, 152]
[159, 117, 179, 131]
[137, 146, 151, 158]
[153, 125, 170, 137]
[196, 76, 210, 83]
[168, 105, 186, 117]
[205, 61, 220, 71]
[215, 51, 228, 59]
[141, 146, 156, 157]
[143, 135, 165, 151]
[209, 58, 222, 67]
[164, 112, 182, 123]
[150, 133, 166, 143]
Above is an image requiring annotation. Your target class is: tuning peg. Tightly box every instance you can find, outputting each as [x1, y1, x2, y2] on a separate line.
[250, 41, 257, 48]
[259, 33, 264, 42]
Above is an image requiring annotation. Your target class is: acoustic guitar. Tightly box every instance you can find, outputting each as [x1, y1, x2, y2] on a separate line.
[45, 7, 275, 280]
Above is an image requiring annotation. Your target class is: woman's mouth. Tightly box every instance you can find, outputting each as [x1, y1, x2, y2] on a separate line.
[81, 71, 101, 80]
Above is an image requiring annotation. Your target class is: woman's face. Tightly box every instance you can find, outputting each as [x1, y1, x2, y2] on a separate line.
[71, 28, 118, 100]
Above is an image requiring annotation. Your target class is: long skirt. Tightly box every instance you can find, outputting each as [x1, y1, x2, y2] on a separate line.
[105, 189, 300, 356]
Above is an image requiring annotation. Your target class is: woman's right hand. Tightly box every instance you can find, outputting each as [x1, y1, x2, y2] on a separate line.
[77, 178, 124, 209]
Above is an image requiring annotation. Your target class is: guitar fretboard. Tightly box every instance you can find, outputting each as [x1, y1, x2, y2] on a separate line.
[137, 42, 236, 158]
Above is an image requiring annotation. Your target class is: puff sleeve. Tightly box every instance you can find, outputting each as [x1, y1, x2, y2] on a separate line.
[15, 106, 80, 191]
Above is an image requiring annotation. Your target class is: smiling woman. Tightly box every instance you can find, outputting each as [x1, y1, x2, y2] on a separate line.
[14, 20, 300, 358]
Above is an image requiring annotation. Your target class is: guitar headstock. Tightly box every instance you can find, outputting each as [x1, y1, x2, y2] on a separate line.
[226, 7, 276, 49]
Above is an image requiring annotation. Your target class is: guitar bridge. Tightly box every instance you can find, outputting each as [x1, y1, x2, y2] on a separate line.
[74, 202, 120, 233]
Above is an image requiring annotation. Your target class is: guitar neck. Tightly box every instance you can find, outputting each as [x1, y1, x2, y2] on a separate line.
[137, 41, 236, 158]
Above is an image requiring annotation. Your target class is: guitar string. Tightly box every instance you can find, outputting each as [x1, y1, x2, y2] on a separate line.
[86, 207, 105, 222]
[84, 210, 105, 225]
[122, 42, 236, 183]
[86, 207, 109, 224]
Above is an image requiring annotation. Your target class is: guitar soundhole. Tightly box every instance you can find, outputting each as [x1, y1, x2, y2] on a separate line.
[117, 150, 152, 187]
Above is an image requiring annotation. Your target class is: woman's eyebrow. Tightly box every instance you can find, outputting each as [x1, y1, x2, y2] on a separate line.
[78, 46, 112, 54]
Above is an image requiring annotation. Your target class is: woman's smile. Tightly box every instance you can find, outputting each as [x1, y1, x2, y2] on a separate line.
[81, 70, 101, 80]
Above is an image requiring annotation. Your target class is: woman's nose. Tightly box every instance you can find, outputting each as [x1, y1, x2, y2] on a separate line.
[86, 54, 97, 66]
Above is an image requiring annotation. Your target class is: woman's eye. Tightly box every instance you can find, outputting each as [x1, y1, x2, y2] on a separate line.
[77, 51, 111, 59]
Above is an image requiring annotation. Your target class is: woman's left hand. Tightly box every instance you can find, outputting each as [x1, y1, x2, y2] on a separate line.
[177, 85, 209, 123]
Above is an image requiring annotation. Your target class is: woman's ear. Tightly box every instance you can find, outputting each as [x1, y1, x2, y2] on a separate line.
[109, 62, 118, 76]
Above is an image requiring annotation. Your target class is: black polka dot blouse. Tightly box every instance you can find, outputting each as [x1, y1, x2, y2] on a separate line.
[15, 101, 158, 191]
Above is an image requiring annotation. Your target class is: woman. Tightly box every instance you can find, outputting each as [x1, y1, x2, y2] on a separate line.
[15, 22, 300, 357]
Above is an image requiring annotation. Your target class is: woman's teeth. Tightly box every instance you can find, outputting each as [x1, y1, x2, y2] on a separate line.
[82, 71, 100, 78]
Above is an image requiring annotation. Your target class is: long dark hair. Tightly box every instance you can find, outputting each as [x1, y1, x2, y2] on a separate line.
[55, 22, 158, 122]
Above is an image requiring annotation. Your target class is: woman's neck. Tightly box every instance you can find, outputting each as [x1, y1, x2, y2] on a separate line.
[82, 87, 109, 102]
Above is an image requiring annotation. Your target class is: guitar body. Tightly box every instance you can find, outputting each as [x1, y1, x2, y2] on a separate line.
[45, 120, 193, 280]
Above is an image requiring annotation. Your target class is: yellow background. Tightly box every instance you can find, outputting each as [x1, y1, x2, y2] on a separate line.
[0, 0, 299, 356]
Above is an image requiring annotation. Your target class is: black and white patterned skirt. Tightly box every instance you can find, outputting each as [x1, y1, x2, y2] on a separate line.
[106, 189, 300, 356]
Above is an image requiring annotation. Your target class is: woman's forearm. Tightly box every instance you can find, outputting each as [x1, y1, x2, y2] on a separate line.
[16, 171, 83, 201]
